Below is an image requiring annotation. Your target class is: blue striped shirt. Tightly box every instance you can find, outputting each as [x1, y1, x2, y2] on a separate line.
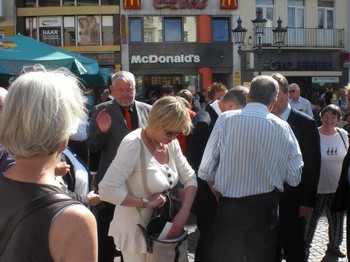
[198, 103, 303, 198]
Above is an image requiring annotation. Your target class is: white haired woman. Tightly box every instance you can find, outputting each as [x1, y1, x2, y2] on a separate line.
[0, 67, 97, 261]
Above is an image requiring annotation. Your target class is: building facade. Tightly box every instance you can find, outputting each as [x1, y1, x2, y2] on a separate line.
[120, 0, 237, 102]
[1, 0, 349, 103]
[236, 0, 348, 102]
[10, 0, 121, 88]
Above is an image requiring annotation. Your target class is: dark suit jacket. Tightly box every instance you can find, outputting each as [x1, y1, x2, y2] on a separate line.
[280, 108, 321, 213]
[87, 99, 151, 184]
[186, 104, 219, 216]
[333, 148, 350, 212]
[186, 104, 219, 173]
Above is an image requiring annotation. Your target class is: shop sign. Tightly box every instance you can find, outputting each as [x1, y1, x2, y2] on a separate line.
[39, 17, 61, 27]
[153, 0, 207, 9]
[220, 0, 238, 9]
[123, 0, 141, 9]
[266, 60, 333, 71]
[82, 52, 115, 64]
[312, 77, 339, 83]
[39, 28, 61, 46]
[131, 54, 200, 64]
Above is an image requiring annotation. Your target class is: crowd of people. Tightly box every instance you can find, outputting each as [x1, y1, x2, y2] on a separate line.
[2, 66, 350, 262]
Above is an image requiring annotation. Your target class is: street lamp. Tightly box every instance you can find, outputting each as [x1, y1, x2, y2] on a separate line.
[232, 10, 287, 75]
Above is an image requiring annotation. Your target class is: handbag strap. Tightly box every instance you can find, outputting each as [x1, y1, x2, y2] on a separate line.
[336, 128, 347, 149]
[125, 136, 152, 196]
[0, 193, 79, 256]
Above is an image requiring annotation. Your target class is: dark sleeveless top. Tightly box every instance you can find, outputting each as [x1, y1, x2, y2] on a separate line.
[0, 173, 82, 261]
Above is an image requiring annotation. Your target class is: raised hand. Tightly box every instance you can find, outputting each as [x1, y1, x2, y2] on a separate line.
[96, 109, 111, 133]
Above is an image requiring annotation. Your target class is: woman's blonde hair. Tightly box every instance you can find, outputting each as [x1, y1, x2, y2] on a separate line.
[0, 67, 87, 158]
[147, 96, 192, 135]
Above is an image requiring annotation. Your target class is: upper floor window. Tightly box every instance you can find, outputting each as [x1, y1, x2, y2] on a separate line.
[129, 16, 196, 43]
[164, 18, 182, 42]
[318, 0, 334, 29]
[256, 0, 274, 27]
[144, 17, 163, 42]
[130, 18, 142, 42]
[212, 18, 230, 42]
[287, 0, 304, 28]
[24, 0, 116, 6]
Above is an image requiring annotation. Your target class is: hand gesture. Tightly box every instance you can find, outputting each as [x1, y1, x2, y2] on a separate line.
[96, 109, 111, 133]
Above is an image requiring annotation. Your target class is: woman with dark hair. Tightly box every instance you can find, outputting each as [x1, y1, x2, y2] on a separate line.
[305, 104, 349, 258]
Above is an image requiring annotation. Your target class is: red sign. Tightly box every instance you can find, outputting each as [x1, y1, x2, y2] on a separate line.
[153, 0, 207, 9]
[123, 0, 141, 9]
[220, 0, 238, 9]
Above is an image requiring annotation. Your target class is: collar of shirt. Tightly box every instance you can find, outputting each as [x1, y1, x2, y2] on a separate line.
[242, 102, 270, 117]
[289, 96, 302, 104]
[280, 104, 292, 121]
[210, 100, 222, 116]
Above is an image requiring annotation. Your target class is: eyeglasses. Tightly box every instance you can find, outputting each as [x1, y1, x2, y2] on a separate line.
[289, 90, 296, 93]
[163, 127, 184, 137]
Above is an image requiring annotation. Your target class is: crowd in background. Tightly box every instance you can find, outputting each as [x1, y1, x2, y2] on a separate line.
[3, 67, 350, 262]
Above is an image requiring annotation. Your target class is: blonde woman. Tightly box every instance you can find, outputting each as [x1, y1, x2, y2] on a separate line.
[99, 96, 197, 261]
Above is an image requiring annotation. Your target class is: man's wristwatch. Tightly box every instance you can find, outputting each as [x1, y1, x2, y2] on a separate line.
[141, 198, 149, 208]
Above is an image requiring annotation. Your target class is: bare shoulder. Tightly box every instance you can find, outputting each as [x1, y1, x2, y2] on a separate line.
[49, 204, 98, 262]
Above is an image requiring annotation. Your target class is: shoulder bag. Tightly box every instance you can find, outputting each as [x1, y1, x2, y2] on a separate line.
[126, 139, 189, 262]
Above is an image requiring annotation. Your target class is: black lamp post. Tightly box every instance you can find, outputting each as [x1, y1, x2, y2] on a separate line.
[232, 10, 287, 75]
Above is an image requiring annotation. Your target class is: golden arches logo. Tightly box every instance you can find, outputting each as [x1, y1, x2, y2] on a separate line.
[0, 41, 17, 49]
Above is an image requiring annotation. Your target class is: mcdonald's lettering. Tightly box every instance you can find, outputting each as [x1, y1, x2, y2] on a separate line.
[124, 0, 141, 9]
[220, 0, 238, 9]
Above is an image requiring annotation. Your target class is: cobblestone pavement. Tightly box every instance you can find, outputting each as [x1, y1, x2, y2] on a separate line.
[185, 213, 348, 262]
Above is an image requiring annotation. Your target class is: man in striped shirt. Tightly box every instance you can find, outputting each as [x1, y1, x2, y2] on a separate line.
[198, 75, 303, 262]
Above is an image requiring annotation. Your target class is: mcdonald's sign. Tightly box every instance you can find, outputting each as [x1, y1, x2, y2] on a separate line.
[123, 0, 141, 9]
[220, 0, 238, 9]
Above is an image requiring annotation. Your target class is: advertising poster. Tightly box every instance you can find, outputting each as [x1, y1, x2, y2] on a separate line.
[39, 17, 62, 46]
[77, 15, 101, 46]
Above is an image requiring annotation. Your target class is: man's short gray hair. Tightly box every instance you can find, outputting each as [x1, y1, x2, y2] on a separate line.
[248, 75, 279, 106]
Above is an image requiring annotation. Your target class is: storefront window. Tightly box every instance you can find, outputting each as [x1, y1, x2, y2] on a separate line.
[130, 18, 142, 42]
[184, 17, 196, 42]
[64, 16, 76, 46]
[212, 18, 230, 42]
[164, 18, 182, 42]
[102, 16, 113, 45]
[25, 17, 38, 39]
[144, 17, 162, 42]
[135, 75, 145, 101]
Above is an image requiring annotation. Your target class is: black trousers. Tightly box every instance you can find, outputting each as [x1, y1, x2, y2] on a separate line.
[211, 192, 279, 262]
[276, 210, 306, 262]
[97, 202, 117, 262]
[192, 178, 218, 262]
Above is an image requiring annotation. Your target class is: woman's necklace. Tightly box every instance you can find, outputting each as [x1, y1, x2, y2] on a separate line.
[142, 129, 164, 153]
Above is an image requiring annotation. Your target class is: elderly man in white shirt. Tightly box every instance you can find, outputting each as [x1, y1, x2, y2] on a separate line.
[288, 83, 314, 117]
[198, 75, 303, 262]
